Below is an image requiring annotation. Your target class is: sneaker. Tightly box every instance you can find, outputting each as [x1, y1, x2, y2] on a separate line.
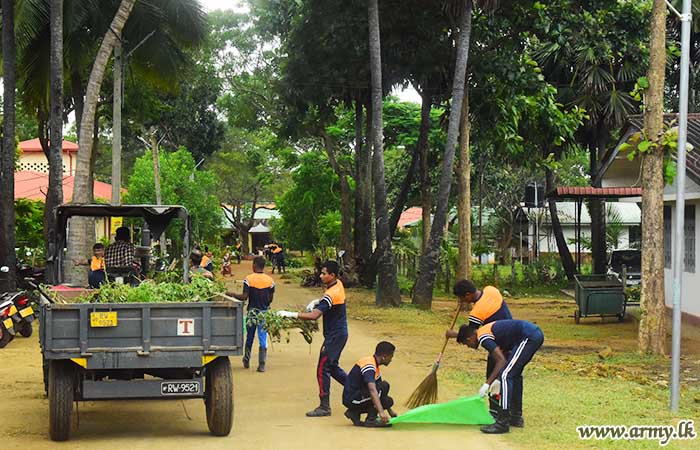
[344, 409, 362, 426]
[306, 406, 331, 417]
[364, 418, 392, 428]
[510, 415, 524, 427]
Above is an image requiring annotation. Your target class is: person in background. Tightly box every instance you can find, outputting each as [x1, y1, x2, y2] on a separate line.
[342, 341, 397, 428]
[105, 226, 141, 274]
[189, 249, 214, 280]
[222, 250, 232, 276]
[235, 242, 242, 263]
[75, 243, 107, 288]
[200, 246, 214, 272]
[232, 256, 275, 372]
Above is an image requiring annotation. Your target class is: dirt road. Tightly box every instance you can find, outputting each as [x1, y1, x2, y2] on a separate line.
[1, 264, 510, 450]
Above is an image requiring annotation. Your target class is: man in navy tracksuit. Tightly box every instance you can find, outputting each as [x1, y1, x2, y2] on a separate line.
[448, 319, 544, 434]
[453, 279, 512, 419]
[277, 260, 348, 417]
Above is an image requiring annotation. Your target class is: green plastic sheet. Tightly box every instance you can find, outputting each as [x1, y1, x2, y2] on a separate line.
[389, 396, 495, 426]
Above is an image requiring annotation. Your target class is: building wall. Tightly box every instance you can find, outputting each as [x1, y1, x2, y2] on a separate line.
[18, 152, 75, 175]
[664, 200, 700, 319]
[536, 225, 637, 255]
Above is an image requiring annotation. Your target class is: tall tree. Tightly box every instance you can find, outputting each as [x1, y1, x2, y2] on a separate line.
[368, 0, 401, 306]
[66, 0, 137, 284]
[412, 0, 473, 308]
[0, 0, 17, 291]
[44, 0, 64, 283]
[638, 0, 667, 355]
[456, 78, 472, 280]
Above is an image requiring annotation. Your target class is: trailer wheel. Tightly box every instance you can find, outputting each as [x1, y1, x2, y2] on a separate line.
[205, 357, 233, 436]
[49, 360, 74, 441]
[18, 321, 33, 338]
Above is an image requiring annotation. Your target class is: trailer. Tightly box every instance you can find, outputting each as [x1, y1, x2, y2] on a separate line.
[40, 205, 243, 441]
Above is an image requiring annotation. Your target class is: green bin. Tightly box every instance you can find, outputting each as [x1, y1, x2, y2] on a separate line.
[573, 274, 626, 323]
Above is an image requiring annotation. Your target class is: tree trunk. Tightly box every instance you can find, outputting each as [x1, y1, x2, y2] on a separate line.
[321, 131, 353, 256]
[45, 0, 65, 284]
[418, 88, 432, 254]
[0, 0, 17, 291]
[67, 0, 137, 285]
[388, 147, 419, 235]
[546, 167, 576, 281]
[638, 0, 667, 356]
[354, 98, 374, 286]
[456, 80, 472, 280]
[368, 0, 401, 306]
[412, 0, 472, 308]
[71, 70, 84, 137]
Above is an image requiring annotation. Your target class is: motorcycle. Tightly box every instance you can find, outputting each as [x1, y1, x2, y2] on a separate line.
[0, 296, 17, 348]
[5, 290, 35, 338]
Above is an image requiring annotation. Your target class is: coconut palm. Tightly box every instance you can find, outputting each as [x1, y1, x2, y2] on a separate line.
[0, 0, 18, 291]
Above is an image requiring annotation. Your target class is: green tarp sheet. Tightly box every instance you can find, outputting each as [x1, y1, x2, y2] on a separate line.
[390, 396, 495, 425]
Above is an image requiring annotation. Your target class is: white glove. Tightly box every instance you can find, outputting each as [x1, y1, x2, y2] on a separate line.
[277, 310, 299, 319]
[305, 299, 321, 312]
[489, 380, 501, 396]
[479, 383, 490, 398]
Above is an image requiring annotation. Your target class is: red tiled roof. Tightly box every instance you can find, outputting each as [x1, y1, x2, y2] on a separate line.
[14, 171, 120, 202]
[19, 138, 79, 153]
[398, 206, 423, 228]
[553, 187, 642, 199]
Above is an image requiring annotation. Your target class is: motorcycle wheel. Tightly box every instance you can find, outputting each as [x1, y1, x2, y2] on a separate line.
[18, 321, 33, 338]
[0, 328, 14, 348]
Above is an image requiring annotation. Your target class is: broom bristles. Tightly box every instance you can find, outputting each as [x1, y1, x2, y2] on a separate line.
[405, 369, 439, 409]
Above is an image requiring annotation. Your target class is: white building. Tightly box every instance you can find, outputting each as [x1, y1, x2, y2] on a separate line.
[599, 113, 700, 321]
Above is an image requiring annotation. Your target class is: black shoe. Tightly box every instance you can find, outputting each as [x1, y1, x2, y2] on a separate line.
[257, 347, 267, 372]
[387, 408, 398, 418]
[364, 418, 392, 428]
[306, 406, 331, 417]
[242, 347, 251, 369]
[510, 414, 524, 427]
[481, 410, 510, 434]
[344, 409, 362, 426]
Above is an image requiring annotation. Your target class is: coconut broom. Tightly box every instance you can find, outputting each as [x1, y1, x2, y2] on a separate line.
[406, 303, 462, 409]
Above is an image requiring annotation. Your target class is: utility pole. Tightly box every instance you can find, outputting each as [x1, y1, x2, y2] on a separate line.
[111, 37, 122, 205]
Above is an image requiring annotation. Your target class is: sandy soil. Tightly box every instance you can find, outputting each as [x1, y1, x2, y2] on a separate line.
[1, 264, 510, 450]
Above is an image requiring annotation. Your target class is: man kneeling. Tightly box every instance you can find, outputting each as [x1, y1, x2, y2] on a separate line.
[342, 341, 397, 428]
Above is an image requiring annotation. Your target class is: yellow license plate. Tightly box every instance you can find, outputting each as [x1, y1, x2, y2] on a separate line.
[90, 311, 118, 327]
[8, 305, 17, 316]
[3, 318, 13, 330]
[19, 306, 34, 318]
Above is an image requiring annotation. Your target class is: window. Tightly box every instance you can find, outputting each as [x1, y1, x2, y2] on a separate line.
[685, 205, 695, 273]
[664, 206, 672, 269]
[628, 225, 641, 249]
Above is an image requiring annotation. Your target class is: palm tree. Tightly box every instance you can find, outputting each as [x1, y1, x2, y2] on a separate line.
[0, 0, 17, 291]
[412, 0, 473, 308]
[44, 0, 64, 283]
[368, 0, 402, 306]
[67, 0, 137, 284]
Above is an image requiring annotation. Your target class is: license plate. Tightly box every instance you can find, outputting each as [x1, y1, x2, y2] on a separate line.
[19, 306, 34, 318]
[2, 318, 14, 331]
[8, 305, 17, 316]
[90, 311, 118, 327]
[161, 381, 201, 396]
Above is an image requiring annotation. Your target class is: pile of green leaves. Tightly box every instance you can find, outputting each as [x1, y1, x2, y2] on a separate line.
[246, 309, 319, 344]
[76, 276, 225, 303]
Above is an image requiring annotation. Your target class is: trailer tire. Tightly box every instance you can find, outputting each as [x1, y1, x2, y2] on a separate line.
[49, 360, 74, 441]
[18, 321, 33, 338]
[205, 357, 233, 436]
